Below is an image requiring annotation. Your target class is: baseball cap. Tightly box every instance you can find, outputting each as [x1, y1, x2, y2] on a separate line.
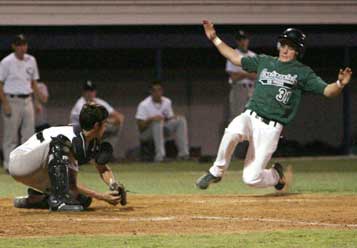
[13, 34, 28, 46]
[235, 30, 248, 40]
[83, 80, 96, 91]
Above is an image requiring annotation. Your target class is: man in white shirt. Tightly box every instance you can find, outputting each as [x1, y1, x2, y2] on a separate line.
[135, 81, 189, 162]
[0, 35, 45, 170]
[226, 30, 256, 120]
[70, 81, 125, 159]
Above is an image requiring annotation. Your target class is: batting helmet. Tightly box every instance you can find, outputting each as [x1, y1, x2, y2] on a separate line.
[278, 28, 306, 59]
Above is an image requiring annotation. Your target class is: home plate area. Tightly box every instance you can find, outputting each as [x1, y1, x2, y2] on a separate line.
[0, 194, 356, 237]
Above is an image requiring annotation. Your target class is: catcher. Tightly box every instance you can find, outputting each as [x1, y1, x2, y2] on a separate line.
[8, 104, 127, 211]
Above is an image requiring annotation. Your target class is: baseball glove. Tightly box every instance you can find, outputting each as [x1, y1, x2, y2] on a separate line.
[109, 181, 127, 206]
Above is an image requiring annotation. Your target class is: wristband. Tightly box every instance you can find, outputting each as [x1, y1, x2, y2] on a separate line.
[213, 37, 222, 46]
[336, 80, 344, 89]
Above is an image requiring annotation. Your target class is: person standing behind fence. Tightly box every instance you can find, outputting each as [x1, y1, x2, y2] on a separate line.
[226, 30, 256, 120]
[34, 82, 50, 132]
[0, 34, 45, 171]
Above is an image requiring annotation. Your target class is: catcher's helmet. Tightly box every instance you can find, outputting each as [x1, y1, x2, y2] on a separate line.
[278, 28, 306, 59]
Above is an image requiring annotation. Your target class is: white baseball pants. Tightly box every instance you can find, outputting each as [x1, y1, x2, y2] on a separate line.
[8, 134, 51, 192]
[2, 96, 35, 169]
[209, 110, 283, 188]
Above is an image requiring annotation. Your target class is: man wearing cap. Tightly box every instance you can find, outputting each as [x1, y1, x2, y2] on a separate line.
[226, 30, 256, 120]
[0, 34, 45, 171]
[70, 80, 125, 159]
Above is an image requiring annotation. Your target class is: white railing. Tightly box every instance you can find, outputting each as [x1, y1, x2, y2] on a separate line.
[0, 1, 356, 25]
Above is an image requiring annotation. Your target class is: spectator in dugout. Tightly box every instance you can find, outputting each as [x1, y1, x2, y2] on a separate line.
[135, 81, 189, 162]
[70, 80, 125, 160]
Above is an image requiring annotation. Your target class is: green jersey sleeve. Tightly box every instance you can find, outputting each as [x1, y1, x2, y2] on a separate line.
[302, 69, 328, 95]
[241, 54, 262, 73]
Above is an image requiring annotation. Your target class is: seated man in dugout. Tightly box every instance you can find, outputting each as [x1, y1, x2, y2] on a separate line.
[70, 80, 125, 160]
[135, 81, 190, 162]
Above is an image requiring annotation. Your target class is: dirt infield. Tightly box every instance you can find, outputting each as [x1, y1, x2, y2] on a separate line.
[0, 194, 356, 237]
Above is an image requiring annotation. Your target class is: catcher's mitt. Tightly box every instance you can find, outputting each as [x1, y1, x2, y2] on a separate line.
[109, 181, 127, 206]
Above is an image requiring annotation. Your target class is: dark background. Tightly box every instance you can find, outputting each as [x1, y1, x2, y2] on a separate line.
[0, 25, 356, 156]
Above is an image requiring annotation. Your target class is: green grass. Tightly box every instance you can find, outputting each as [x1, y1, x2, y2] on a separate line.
[1, 158, 357, 197]
[1, 158, 357, 247]
[1, 230, 357, 248]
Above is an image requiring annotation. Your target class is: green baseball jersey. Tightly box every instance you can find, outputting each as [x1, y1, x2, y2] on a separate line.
[241, 54, 327, 125]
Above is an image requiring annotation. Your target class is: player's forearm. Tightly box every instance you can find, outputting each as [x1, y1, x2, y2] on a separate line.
[0, 83, 8, 104]
[108, 111, 124, 126]
[229, 72, 256, 81]
[213, 37, 242, 66]
[323, 81, 344, 98]
[137, 119, 151, 132]
[32, 81, 47, 103]
[96, 164, 116, 186]
[76, 183, 104, 200]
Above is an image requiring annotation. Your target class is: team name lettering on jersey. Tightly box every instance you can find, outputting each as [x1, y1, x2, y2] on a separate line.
[258, 69, 298, 104]
[259, 69, 298, 89]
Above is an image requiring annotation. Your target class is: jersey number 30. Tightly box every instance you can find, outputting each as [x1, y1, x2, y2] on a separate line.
[276, 88, 291, 104]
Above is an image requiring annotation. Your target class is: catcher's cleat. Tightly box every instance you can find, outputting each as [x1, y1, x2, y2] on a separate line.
[48, 195, 84, 212]
[272, 162, 286, 190]
[14, 188, 49, 209]
[196, 171, 222, 190]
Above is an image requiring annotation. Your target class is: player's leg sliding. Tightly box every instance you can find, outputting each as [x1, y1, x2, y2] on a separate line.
[47, 135, 83, 212]
[196, 129, 242, 189]
[196, 111, 291, 192]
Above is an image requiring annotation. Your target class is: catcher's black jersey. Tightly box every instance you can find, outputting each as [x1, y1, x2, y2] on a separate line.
[72, 125, 101, 165]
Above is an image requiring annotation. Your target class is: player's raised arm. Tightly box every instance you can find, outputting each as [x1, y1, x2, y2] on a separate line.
[324, 67, 352, 98]
[203, 20, 243, 66]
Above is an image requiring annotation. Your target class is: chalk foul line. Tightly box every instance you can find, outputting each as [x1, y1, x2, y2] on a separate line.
[53, 216, 357, 228]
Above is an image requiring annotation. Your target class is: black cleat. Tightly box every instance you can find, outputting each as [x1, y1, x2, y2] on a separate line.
[48, 195, 84, 212]
[272, 162, 286, 190]
[196, 171, 222, 190]
[14, 188, 49, 209]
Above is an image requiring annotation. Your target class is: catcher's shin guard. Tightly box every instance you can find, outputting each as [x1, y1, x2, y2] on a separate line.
[47, 135, 83, 211]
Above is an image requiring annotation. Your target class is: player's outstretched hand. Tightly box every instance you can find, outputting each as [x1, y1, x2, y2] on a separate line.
[338, 67, 352, 86]
[203, 20, 217, 41]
